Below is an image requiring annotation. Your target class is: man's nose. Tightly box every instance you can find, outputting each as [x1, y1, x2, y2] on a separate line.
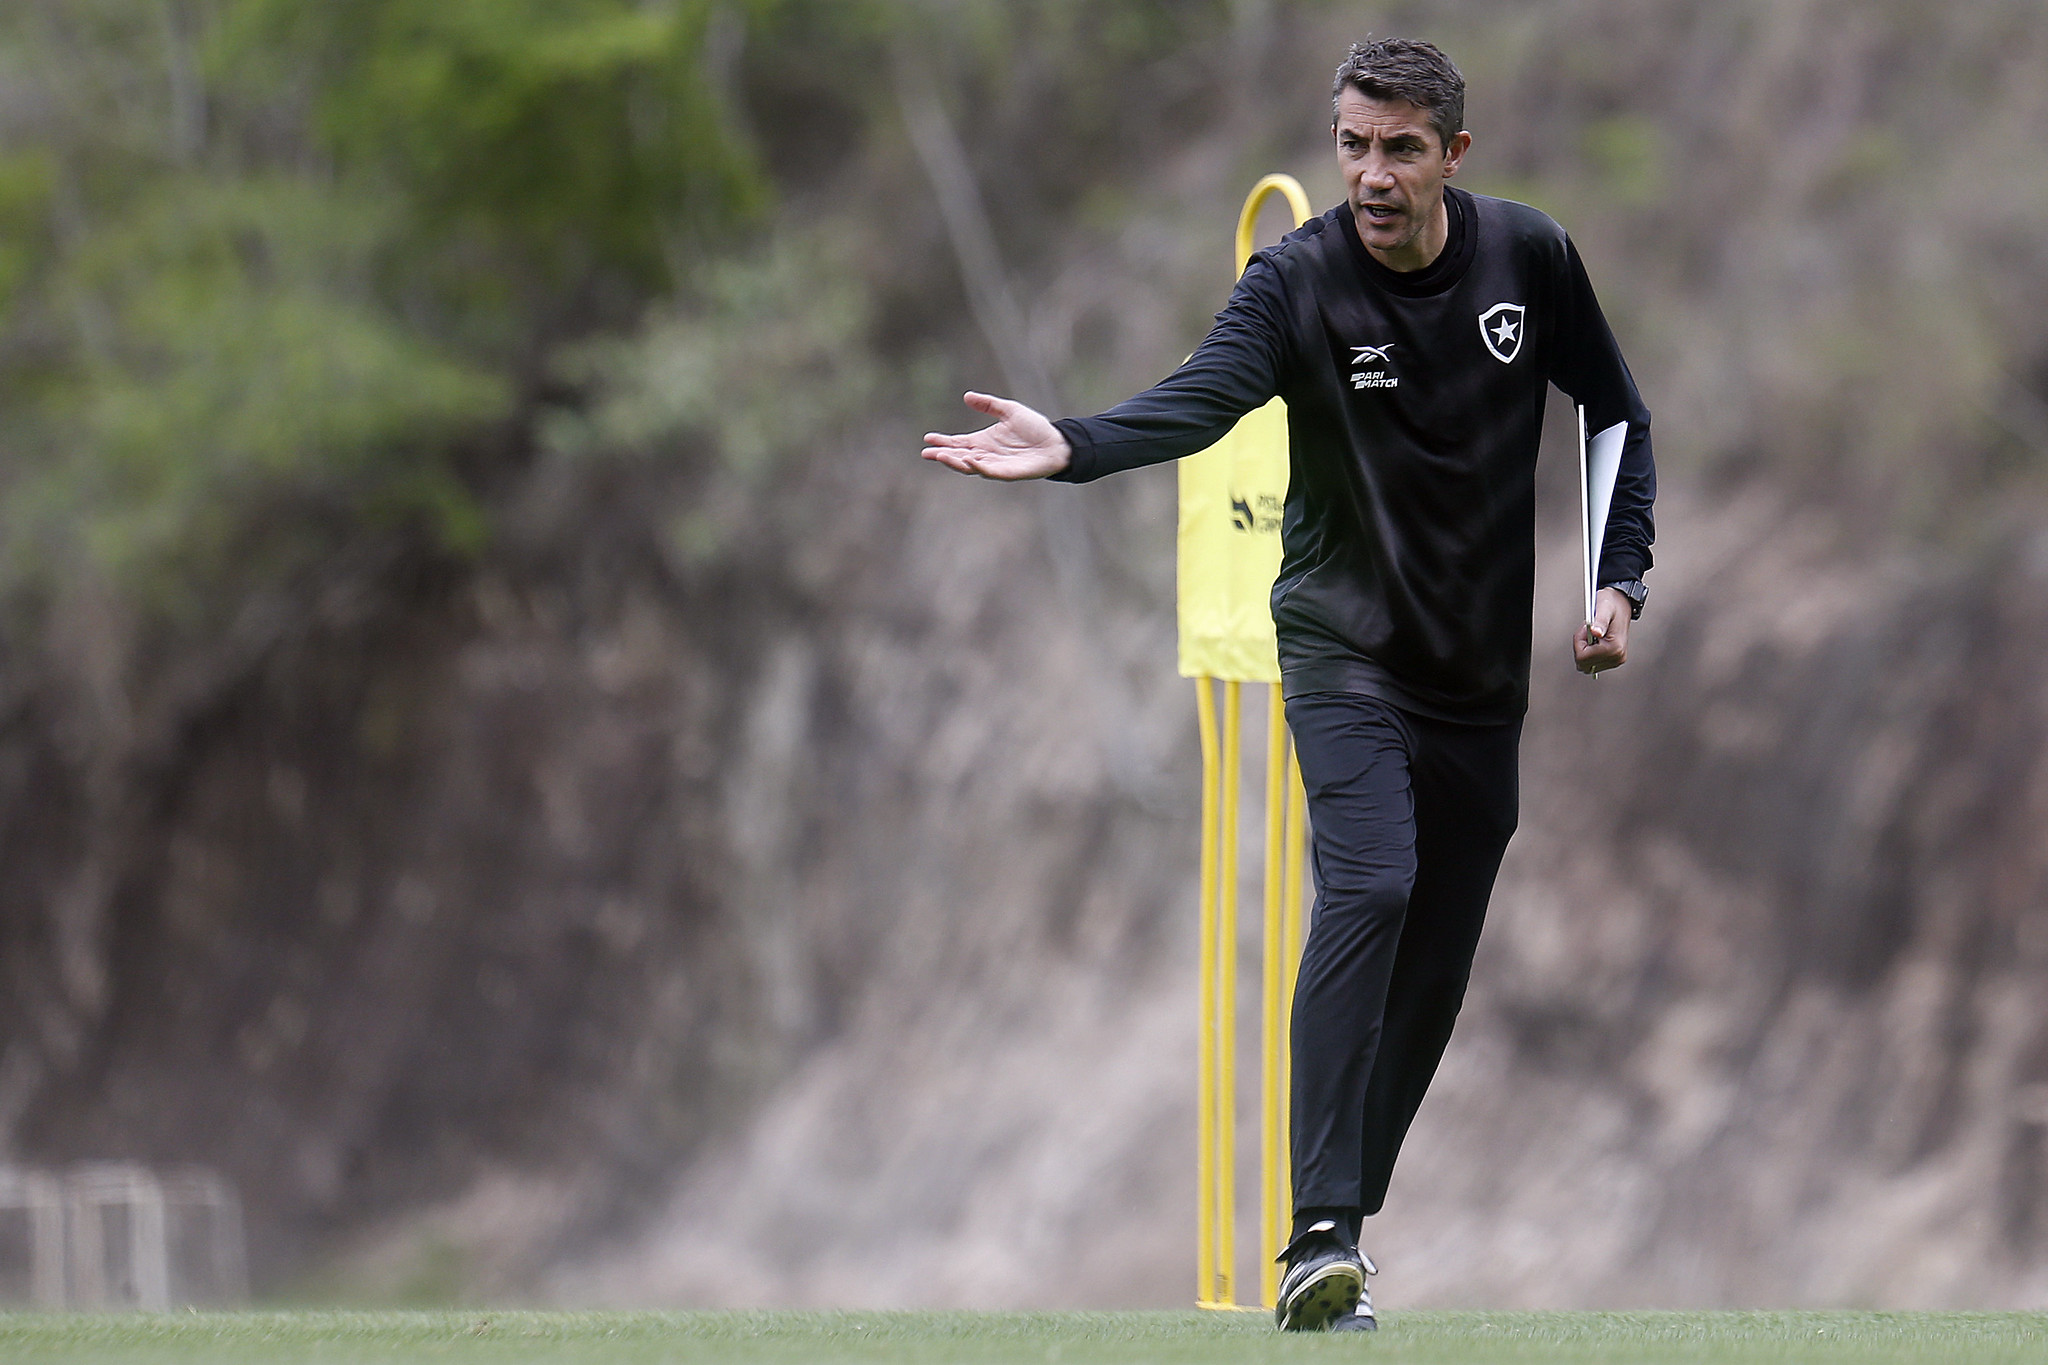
[1360, 156, 1396, 190]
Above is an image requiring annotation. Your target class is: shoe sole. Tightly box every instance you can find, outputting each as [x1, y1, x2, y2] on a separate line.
[1277, 1262, 1364, 1331]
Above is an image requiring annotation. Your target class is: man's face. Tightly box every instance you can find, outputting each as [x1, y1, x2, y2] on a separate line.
[1332, 88, 1471, 269]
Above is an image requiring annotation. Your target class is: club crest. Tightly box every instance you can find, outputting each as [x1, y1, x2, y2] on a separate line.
[1478, 302, 1526, 364]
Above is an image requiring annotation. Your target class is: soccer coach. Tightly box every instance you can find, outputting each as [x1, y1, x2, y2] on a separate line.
[923, 39, 1654, 1332]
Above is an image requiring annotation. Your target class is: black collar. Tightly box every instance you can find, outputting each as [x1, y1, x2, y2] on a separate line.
[1341, 186, 1475, 298]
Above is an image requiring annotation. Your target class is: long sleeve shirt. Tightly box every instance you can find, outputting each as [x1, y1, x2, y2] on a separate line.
[1051, 187, 1655, 724]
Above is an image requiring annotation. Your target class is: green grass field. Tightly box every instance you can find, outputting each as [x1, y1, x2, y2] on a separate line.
[2, 1310, 2046, 1364]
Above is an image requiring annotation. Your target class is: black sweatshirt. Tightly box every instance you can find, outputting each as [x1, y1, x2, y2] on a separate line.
[1051, 187, 1655, 724]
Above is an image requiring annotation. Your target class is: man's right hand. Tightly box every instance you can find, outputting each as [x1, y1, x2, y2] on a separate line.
[921, 392, 1071, 481]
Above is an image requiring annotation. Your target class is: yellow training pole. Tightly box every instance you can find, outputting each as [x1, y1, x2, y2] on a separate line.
[1186, 172, 1311, 1312]
[1215, 679, 1242, 1306]
[1227, 174, 1308, 1311]
[1194, 676, 1220, 1306]
[1281, 743, 1309, 1249]
[1235, 174, 1315, 272]
[1260, 685, 1288, 1307]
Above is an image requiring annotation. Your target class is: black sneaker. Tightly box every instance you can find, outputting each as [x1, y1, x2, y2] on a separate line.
[1327, 1275, 1379, 1332]
[1273, 1220, 1368, 1331]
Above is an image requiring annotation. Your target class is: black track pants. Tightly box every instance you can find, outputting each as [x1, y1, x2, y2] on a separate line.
[1285, 691, 1522, 1216]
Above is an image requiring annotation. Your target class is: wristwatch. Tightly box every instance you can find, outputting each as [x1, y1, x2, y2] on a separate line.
[1601, 578, 1648, 620]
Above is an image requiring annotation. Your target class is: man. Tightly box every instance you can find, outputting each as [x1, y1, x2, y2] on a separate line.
[923, 38, 1653, 1332]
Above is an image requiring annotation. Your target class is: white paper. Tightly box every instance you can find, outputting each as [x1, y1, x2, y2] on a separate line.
[1576, 407, 1592, 623]
[1582, 415, 1627, 622]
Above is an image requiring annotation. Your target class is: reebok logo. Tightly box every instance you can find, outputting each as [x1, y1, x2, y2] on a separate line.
[1350, 342, 1399, 390]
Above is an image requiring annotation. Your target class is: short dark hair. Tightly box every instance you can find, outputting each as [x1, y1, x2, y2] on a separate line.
[1331, 39, 1466, 150]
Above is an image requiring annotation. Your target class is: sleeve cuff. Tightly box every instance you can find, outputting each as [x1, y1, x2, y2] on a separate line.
[1596, 552, 1649, 588]
[1048, 418, 1096, 483]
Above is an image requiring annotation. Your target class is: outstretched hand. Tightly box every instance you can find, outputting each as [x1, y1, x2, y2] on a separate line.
[921, 392, 1071, 481]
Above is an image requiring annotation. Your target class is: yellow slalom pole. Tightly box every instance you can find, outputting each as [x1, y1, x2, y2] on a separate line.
[1283, 741, 1311, 1237]
[1220, 173, 1306, 1312]
[1186, 172, 1312, 1312]
[1235, 174, 1315, 273]
[1259, 685, 1288, 1307]
[1194, 676, 1220, 1306]
[1215, 679, 1242, 1306]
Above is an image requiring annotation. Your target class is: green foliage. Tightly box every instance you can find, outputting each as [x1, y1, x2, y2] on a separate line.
[26, 176, 507, 599]
[0, 0, 777, 622]
[546, 228, 882, 567]
[212, 0, 774, 304]
[1580, 116, 1667, 210]
[0, 0, 1259, 628]
[0, 149, 53, 317]
[551, 231, 876, 473]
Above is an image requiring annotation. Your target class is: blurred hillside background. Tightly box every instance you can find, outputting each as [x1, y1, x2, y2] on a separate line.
[4, 0, 2048, 1309]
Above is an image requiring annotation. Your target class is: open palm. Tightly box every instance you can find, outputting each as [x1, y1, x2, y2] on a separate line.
[921, 392, 1071, 481]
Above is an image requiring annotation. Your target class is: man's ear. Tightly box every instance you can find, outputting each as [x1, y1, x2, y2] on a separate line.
[1442, 130, 1473, 178]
